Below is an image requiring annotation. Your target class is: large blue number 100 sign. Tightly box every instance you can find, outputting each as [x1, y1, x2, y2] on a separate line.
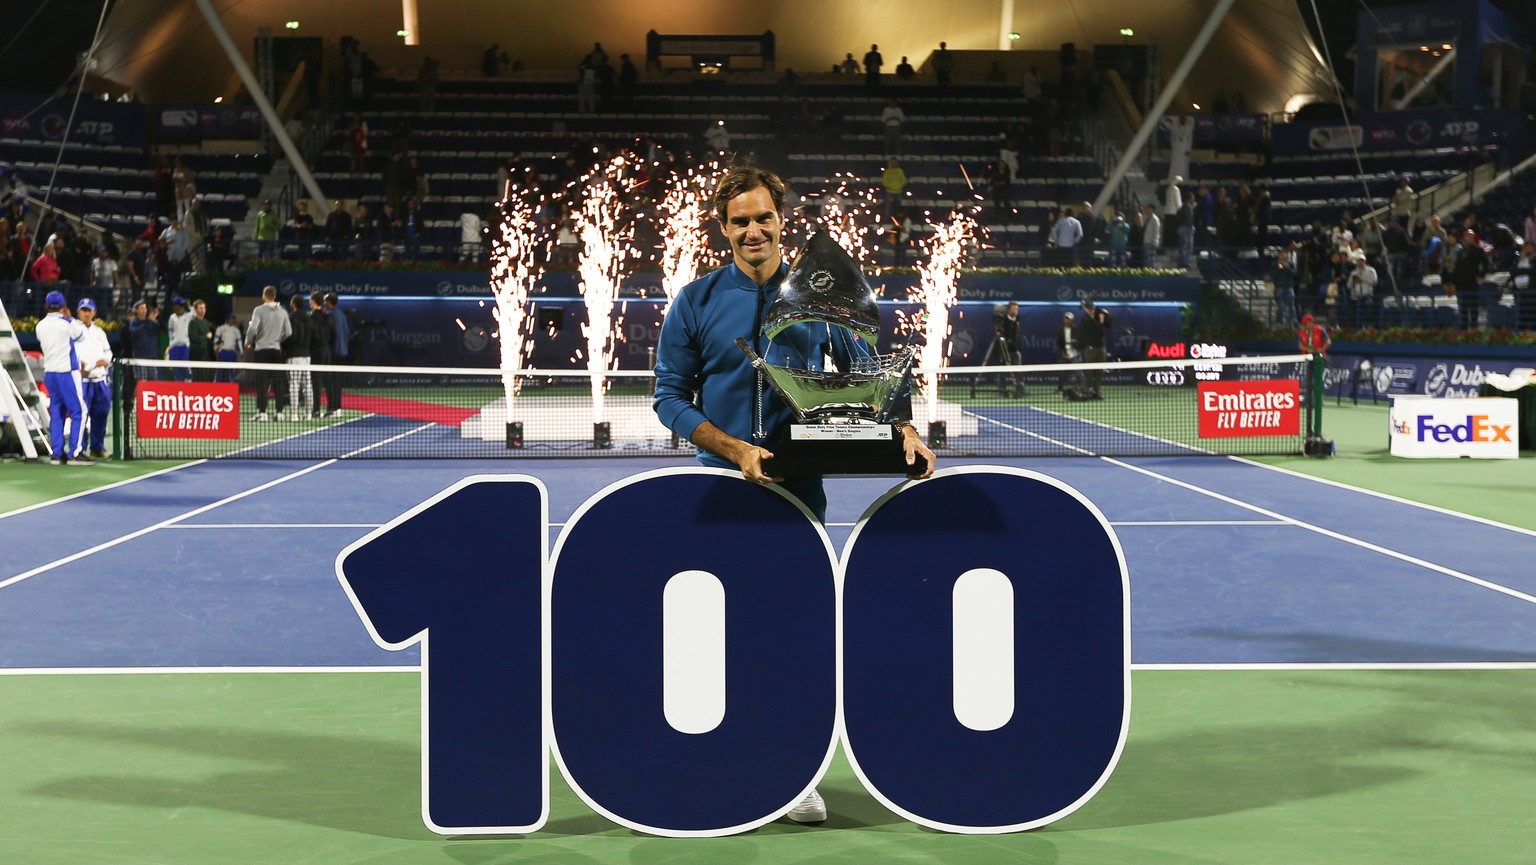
[336, 466, 1129, 838]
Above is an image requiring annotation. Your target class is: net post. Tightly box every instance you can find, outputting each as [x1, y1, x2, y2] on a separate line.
[111, 359, 124, 459]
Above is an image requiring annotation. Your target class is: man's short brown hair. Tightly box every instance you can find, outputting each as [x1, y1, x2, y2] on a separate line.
[712, 166, 786, 225]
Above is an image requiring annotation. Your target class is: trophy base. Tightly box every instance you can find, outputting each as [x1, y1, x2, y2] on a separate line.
[762, 423, 927, 477]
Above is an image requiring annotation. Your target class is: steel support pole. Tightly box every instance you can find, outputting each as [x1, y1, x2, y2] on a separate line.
[1092, 0, 1238, 215]
[192, 0, 328, 214]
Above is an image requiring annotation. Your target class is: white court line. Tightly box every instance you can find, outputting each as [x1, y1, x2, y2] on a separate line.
[1135, 662, 1536, 671]
[1104, 457, 1536, 607]
[0, 666, 419, 676]
[0, 460, 337, 591]
[0, 459, 206, 521]
[2, 662, 1532, 676]
[165, 523, 382, 529]
[341, 422, 435, 458]
[1110, 520, 1289, 526]
[1230, 455, 1536, 539]
[968, 412, 1096, 455]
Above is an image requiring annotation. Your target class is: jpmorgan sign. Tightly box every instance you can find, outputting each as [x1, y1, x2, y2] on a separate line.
[337, 468, 1130, 837]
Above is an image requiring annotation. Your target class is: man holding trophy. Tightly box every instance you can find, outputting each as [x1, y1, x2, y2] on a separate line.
[654, 165, 936, 523]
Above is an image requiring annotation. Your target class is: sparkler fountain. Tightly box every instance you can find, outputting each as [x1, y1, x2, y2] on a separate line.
[574, 154, 640, 442]
[657, 163, 719, 310]
[487, 184, 545, 443]
[913, 210, 982, 437]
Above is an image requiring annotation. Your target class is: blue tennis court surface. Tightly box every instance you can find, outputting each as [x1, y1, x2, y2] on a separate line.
[2, 456, 1533, 669]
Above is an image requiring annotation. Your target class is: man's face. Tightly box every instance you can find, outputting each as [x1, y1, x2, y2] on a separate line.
[79, 307, 95, 325]
[134, 304, 147, 319]
[195, 301, 206, 317]
[720, 186, 782, 271]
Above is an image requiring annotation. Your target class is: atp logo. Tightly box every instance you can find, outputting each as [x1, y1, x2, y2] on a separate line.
[1391, 418, 1411, 435]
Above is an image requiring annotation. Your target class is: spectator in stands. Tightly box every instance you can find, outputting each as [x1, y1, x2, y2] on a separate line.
[124, 234, 149, 295]
[863, 44, 883, 89]
[161, 217, 190, 296]
[881, 159, 908, 216]
[1127, 208, 1144, 264]
[1524, 205, 1536, 250]
[577, 62, 597, 114]
[986, 62, 1005, 83]
[891, 208, 913, 267]
[214, 312, 242, 382]
[1048, 205, 1083, 266]
[126, 300, 160, 384]
[90, 247, 116, 291]
[353, 203, 377, 259]
[1175, 193, 1195, 268]
[207, 225, 233, 270]
[245, 285, 292, 422]
[895, 56, 915, 80]
[348, 116, 369, 174]
[255, 199, 279, 259]
[326, 200, 354, 258]
[1346, 253, 1378, 329]
[403, 199, 424, 259]
[1270, 249, 1297, 325]
[1383, 217, 1411, 287]
[704, 120, 731, 155]
[1108, 209, 1130, 267]
[185, 197, 210, 272]
[932, 42, 953, 88]
[840, 52, 859, 75]
[1391, 176, 1415, 223]
[881, 99, 905, 155]
[172, 158, 196, 220]
[383, 152, 408, 213]
[151, 158, 174, 218]
[482, 44, 501, 78]
[1021, 66, 1043, 101]
[30, 238, 61, 284]
[1079, 201, 1099, 250]
[1319, 248, 1347, 327]
[1451, 230, 1489, 329]
[189, 298, 214, 381]
[377, 203, 402, 261]
[1141, 204, 1161, 267]
[289, 199, 318, 240]
[988, 163, 1014, 222]
[619, 54, 638, 104]
[1514, 242, 1533, 331]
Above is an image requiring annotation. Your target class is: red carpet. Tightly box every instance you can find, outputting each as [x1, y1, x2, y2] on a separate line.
[340, 395, 478, 426]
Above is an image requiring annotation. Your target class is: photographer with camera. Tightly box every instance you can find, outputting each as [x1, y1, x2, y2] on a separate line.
[1057, 311, 1079, 394]
[975, 301, 1024, 397]
[1075, 299, 1120, 400]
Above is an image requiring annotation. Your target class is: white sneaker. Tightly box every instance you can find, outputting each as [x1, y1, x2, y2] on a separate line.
[786, 788, 827, 824]
[68, 456, 97, 466]
[253, 412, 270, 422]
[274, 412, 288, 422]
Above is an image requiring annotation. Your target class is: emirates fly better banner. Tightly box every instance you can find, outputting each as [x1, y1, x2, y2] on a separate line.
[136, 382, 240, 439]
[1196, 380, 1301, 438]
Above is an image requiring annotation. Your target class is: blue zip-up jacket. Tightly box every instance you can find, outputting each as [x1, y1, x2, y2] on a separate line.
[653, 261, 873, 470]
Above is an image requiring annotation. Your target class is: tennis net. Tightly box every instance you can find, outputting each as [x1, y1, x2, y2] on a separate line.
[115, 354, 1316, 461]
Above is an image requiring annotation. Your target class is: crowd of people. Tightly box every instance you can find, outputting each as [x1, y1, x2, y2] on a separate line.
[1269, 198, 1536, 331]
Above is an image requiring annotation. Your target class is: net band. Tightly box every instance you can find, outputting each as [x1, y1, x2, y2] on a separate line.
[115, 355, 1317, 460]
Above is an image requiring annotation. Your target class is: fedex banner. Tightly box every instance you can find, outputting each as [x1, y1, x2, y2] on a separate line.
[1197, 380, 1301, 438]
[136, 382, 240, 438]
[1388, 395, 1518, 459]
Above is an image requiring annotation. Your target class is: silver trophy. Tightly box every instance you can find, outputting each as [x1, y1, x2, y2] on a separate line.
[735, 230, 922, 475]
